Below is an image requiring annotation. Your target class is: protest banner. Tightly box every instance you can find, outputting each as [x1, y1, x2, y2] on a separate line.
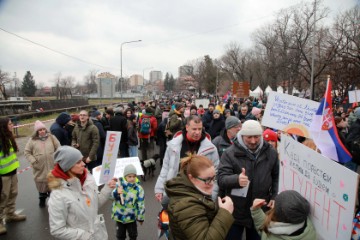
[279, 135, 358, 240]
[93, 157, 144, 186]
[195, 99, 210, 109]
[262, 91, 319, 138]
[98, 131, 121, 185]
[348, 90, 360, 103]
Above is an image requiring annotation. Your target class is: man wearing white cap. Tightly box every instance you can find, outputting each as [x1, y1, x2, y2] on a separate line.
[217, 120, 279, 240]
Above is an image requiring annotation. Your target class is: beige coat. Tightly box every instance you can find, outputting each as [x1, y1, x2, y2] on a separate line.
[24, 133, 60, 191]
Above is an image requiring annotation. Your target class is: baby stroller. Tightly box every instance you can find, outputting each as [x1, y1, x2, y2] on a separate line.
[158, 208, 169, 239]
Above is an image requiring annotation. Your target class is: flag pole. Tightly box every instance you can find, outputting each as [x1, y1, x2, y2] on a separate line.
[315, 76, 330, 152]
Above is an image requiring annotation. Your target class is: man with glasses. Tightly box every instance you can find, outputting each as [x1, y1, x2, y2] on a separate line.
[212, 116, 242, 158]
[217, 120, 279, 240]
[154, 115, 219, 207]
[71, 110, 99, 173]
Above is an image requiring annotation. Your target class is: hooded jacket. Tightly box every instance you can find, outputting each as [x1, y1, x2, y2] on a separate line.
[48, 172, 112, 240]
[50, 113, 72, 146]
[71, 120, 99, 162]
[154, 131, 219, 196]
[165, 171, 234, 240]
[251, 208, 316, 240]
[217, 131, 279, 227]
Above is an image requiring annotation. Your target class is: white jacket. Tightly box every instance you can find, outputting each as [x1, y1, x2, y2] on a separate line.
[154, 132, 219, 195]
[48, 173, 112, 240]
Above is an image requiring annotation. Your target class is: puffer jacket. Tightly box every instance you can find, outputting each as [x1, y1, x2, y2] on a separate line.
[48, 173, 112, 240]
[217, 132, 279, 228]
[111, 177, 145, 223]
[212, 130, 233, 161]
[71, 120, 99, 162]
[251, 208, 316, 240]
[24, 133, 60, 182]
[165, 171, 234, 240]
[154, 132, 219, 195]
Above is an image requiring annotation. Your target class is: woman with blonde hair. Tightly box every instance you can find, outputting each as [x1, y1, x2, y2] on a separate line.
[24, 120, 60, 207]
[165, 155, 234, 240]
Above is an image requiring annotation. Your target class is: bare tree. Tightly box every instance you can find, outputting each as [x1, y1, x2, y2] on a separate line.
[84, 69, 98, 94]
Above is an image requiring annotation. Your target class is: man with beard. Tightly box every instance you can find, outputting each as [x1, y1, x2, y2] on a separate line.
[154, 115, 219, 207]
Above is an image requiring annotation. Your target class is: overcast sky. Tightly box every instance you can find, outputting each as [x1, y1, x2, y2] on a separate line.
[0, 0, 358, 86]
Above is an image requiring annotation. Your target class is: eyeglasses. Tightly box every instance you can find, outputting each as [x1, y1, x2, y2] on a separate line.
[195, 175, 216, 185]
[79, 114, 88, 117]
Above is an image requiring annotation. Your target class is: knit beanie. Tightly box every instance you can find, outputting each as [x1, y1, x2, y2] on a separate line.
[263, 129, 278, 142]
[34, 120, 46, 132]
[213, 109, 220, 115]
[175, 103, 184, 111]
[274, 190, 310, 224]
[240, 120, 263, 136]
[91, 110, 101, 118]
[225, 116, 241, 130]
[53, 146, 83, 172]
[123, 164, 137, 177]
[251, 107, 261, 116]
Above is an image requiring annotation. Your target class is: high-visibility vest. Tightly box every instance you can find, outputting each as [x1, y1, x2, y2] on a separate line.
[0, 147, 19, 175]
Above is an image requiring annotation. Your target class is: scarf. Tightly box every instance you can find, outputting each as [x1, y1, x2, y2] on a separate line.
[51, 164, 87, 186]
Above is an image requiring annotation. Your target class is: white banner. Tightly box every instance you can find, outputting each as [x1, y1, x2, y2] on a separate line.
[195, 99, 210, 109]
[262, 91, 319, 138]
[93, 157, 144, 186]
[348, 90, 360, 103]
[279, 135, 358, 240]
[99, 131, 121, 185]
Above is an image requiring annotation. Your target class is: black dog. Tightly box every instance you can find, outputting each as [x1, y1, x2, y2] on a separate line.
[141, 154, 160, 181]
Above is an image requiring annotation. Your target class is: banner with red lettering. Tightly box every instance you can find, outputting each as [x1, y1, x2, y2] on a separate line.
[279, 134, 358, 240]
[99, 131, 121, 185]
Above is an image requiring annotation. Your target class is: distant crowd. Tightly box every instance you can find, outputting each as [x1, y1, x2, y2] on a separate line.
[1, 94, 360, 239]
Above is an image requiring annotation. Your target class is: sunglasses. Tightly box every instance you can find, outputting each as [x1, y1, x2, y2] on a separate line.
[195, 175, 216, 185]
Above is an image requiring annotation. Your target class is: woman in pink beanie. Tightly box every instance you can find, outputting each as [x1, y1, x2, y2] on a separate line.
[24, 120, 61, 207]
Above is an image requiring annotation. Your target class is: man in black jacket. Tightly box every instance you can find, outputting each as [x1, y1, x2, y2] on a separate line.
[217, 120, 279, 240]
[109, 107, 129, 158]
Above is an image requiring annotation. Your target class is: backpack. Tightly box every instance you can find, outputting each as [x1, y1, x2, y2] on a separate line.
[140, 117, 151, 135]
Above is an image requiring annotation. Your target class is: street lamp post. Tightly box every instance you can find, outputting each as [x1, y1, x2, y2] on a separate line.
[120, 40, 142, 102]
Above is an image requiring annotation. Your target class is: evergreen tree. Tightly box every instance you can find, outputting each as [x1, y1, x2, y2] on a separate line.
[169, 74, 175, 91]
[203, 55, 217, 93]
[21, 71, 37, 97]
[164, 73, 170, 91]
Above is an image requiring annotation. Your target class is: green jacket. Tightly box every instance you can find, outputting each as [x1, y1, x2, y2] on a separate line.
[71, 120, 99, 162]
[251, 208, 316, 240]
[165, 171, 234, 240]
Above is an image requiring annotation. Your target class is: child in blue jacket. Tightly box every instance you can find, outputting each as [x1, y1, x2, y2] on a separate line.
[111, 164, 145, 240]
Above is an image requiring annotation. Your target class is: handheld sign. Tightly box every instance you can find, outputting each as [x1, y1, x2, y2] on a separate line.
[348, 90, 360, 103]
[279, 134, 358, 240]
[195, 99, 210, 109]
[262, 91, 319, 138]
[99, 131, 121, 185]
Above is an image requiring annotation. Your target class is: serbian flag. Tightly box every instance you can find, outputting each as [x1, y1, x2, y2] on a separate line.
[222, 91, 231, 101]
[309, 78, 352, 163]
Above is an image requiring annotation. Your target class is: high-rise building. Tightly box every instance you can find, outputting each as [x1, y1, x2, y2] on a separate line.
[96, 72, 116, 98]
[149, 70, 162, 82]
[178, 65, 193, 78]
[129, 74, 144, 86]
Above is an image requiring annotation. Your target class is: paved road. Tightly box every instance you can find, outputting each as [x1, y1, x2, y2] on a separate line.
[2, 120, 165, 240]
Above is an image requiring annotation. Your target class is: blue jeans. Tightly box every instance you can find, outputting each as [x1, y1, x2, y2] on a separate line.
[128, 145, 138, 157]
[226, 224, 260, 240]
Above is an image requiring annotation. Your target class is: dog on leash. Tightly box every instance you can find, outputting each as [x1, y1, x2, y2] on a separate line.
[141, 154, 160, 181]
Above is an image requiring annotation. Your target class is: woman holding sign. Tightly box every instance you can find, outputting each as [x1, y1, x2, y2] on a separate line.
[47, 146, 117, 240]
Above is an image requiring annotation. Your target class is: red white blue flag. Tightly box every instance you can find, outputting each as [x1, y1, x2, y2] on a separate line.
[309, 78, 352, 163]
[222, 91, 231, 101]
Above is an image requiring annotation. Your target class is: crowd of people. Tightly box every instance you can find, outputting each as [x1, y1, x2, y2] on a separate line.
[0, 94, 359, 239]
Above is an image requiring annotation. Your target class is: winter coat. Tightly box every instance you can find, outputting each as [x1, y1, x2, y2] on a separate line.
[71, 120, 99, 162]
[111, 177, 145, 224]
[154, 132, 219, 195]
[109, 113, 128, 144]
[138, 114, 158, 139]
[251, 208, 316, 240]
[168, 110, 185, 136]
[208, 117, 225, 140]
[24, 133, 60, 184]
[346, 119, 360, 164]
[50, 122, 71, 146]
[212, 129, 232, 158]
[164, 171, 234, 240]
[217, 132, 279, 227]
[202, 110, 214, 132]
[127, 121, 138, 146]
[48, 173, 112, 240]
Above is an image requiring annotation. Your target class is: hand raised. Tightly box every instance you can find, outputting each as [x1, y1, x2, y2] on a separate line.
[218, 196, 234, 214]
[238, 168, 249, 187]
